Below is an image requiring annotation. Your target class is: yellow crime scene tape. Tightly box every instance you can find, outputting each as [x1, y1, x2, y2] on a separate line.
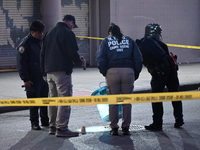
[0, 91, 199, 106]
[76, 36, 200, 49]
[166, 44, 200, 49]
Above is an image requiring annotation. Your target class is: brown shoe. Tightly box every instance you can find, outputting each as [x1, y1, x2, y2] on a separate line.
[49, 127, 56, 135]
[56, 129, 79, 137]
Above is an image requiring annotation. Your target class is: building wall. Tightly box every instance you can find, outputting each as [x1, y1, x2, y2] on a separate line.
[110, 0, 200, 63]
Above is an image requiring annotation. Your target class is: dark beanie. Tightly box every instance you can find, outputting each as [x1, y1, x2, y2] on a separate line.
[30, 20, 45, 32]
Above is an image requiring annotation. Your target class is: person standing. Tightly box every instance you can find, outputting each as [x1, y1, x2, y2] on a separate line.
[136, 23, 184, 131]
[96, 23, 143, 136]
[17, 20, 49, 130]
[41, 14, 86, 137]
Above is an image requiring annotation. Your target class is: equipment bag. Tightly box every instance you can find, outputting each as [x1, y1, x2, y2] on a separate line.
[91, 84, 122, 122]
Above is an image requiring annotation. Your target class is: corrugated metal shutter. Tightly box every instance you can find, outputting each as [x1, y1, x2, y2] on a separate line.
[0, 0, 42, 69]
[61, 0, 89, 63]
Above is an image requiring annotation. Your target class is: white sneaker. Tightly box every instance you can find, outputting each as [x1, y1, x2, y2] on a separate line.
[56, 129, 79, 137]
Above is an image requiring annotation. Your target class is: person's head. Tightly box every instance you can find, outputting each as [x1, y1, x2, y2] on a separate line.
[108, 23, 123, 43]
[63, 14, 78, 30]
[144, 23, 162, 41]
[30, 20, 45, 40]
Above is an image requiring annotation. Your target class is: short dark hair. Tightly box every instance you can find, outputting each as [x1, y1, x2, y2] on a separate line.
[30, 20, 45, 32]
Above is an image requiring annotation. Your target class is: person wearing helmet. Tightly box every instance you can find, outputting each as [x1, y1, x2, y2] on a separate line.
[136, 23, 184, 131]
[17, 20, 49, 130]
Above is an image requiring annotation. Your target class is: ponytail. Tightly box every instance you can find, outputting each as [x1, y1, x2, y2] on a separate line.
[108, 23, 123, 43]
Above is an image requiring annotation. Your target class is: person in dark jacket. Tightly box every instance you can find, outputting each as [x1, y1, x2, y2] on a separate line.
[136, 23, 184, 131]
[41, 14, 86, 137]
[96, 23, 143, 136]
[17, 20, 49, 130]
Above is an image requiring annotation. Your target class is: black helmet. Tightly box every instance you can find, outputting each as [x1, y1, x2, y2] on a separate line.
[144, 23, 162, 40]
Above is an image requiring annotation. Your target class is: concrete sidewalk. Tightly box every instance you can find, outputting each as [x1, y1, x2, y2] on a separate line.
[0, 63, 200, 113]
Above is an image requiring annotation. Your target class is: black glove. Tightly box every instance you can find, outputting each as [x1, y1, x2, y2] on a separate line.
[135, 72, 139, 81]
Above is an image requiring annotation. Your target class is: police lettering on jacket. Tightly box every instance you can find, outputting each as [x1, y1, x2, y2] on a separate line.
[107, 36, 129, 52]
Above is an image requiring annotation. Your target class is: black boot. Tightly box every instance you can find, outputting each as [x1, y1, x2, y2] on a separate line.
[174, 121, 184, 128]
[145, 123, 162, 131]
[110, 128, 119, 136]
[122, 128, 130, 135]
[31, 124, 41, 130]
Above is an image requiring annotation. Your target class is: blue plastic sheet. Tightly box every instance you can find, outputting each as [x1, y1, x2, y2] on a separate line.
[91, 86, 122, 122]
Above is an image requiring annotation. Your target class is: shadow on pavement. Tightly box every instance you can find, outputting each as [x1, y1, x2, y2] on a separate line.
[9, 128, 76, 150]
[99, 131, 134, 149]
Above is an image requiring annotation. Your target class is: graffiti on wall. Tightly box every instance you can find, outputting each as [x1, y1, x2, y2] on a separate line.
[0, 0, 42, 67]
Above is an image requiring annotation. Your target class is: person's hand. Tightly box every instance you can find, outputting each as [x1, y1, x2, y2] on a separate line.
[134, 73, 139, 81]
[24, 80, 33, 88]
[80, 56, 86, 70]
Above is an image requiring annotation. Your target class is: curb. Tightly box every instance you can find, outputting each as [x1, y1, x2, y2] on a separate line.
[0, 106, 28, 113]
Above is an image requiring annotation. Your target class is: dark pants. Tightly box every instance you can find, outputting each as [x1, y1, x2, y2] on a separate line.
[150, 71, 183, 127]
[26, 78, 49, 126]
